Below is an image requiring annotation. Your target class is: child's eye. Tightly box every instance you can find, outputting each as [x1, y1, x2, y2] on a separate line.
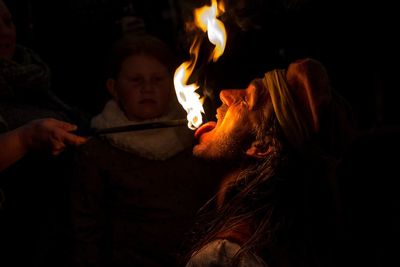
[152, 76, 165, 83]
[130, 77, 142, 83]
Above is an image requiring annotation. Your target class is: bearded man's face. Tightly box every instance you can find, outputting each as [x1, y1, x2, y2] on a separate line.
[193, 82, 271, 160]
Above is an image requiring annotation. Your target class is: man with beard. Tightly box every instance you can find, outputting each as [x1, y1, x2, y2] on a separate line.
[184, 58, 355, 267]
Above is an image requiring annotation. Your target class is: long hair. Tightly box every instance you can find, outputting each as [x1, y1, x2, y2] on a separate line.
[181, 109, 284, 262]
[182, 112, 342, 267]
[182, 59, 354, 267]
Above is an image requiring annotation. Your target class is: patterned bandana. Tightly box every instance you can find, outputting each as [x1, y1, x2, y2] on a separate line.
[262, 69, 311, 147]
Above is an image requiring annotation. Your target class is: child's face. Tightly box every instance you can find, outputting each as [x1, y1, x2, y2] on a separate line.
[108, 53, 173, 120]
[0, 0, 16, 60]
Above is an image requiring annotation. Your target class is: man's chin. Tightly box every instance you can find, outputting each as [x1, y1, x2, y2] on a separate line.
[192, 144, 207, 158]
[193, 144, 215, 159]
[193, 144, 226, 162]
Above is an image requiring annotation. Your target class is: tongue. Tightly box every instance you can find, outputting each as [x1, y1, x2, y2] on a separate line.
[194, 121, 217, 140]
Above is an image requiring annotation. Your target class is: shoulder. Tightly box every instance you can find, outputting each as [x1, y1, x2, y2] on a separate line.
[186, 239, 268, 267]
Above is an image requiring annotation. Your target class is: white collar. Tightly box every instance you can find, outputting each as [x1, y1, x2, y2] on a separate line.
[91, 100, 193, 160]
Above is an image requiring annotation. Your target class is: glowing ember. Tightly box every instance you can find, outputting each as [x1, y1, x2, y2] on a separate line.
[174, 0, 227, 130]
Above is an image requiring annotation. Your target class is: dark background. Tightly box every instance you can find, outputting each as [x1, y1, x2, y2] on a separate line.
[3, 0, 399, 266]
[5, 0, 398, 128]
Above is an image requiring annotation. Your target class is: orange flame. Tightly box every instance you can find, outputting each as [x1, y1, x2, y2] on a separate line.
[174, 0, 227, 130]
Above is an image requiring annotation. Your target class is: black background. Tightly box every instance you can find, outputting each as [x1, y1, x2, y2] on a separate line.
[3, 0, 400, 266]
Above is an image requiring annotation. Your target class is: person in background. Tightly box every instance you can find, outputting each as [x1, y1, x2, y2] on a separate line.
[184, 58, 355, 267]
[71, 34, 224, 267]
[0, 0, 88, 130]
[1, 1, 88, 266]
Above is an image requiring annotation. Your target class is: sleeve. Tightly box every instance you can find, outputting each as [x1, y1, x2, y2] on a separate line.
[186, 239, 268, 267]
[71, 143, 108, 267]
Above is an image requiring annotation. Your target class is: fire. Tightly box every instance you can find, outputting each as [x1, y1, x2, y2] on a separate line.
[174, 0, 227, 130]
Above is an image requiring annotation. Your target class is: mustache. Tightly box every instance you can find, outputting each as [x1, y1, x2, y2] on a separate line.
[216, 105, 228, 121]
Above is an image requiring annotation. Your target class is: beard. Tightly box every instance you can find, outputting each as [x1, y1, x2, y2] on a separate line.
[193, 131, 245, 161]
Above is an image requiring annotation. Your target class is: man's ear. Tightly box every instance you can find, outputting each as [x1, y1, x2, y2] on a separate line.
[246, 137, 275, 159]
[106, 79, 118, 100]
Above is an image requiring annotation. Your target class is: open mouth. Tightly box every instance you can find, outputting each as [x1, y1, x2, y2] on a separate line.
[194, 121, 217, 140]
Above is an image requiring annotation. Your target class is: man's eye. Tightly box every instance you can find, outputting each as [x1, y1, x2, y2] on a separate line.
[242, 96, 249, 105]
[244, 95, 254, 109]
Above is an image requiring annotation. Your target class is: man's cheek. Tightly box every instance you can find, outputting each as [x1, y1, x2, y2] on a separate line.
[220, 110, 240, 130]
[222, 115, 250, 138]
[220, 118, 235, 132]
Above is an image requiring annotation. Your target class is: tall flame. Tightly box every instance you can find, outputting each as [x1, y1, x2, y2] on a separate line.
[174, 0, 227, 130]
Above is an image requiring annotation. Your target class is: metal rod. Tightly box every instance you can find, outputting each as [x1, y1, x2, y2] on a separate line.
[77, 119, 188, 136]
